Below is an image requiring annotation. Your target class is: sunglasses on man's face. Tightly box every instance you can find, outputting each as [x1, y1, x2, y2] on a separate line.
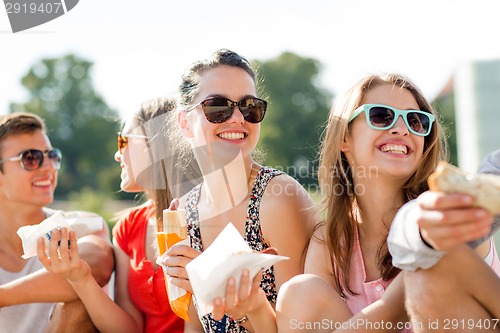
[349, 104, 435, 137]
[187, 96, 268, 124]
[0, 148, 62, 171]
[117, 132, 149, 152]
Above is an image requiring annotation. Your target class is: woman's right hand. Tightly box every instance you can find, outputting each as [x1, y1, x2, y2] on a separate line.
[162, 243, 200, 293]
[36, 227, 91, 285]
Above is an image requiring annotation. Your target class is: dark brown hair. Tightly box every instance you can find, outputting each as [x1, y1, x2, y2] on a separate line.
[0, 113, 46, 172]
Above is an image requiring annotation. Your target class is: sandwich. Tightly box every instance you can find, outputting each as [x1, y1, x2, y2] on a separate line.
[429, 161, 500, 215]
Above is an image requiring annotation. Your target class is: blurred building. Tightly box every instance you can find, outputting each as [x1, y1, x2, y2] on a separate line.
[437, 59, 500, 172]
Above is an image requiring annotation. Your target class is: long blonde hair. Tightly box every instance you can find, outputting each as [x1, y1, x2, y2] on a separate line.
[318, 73, 448, 297]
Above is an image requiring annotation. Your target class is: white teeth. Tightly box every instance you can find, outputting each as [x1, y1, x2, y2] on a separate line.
[380, 144, 408, 155]
[218, 132, 245, 140]
[33, 180, 51, 186]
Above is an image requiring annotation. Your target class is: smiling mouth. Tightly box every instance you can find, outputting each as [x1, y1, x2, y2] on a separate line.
[218, 132, 246, 140]
[380, 144, 408, 155]
[33, 180, 51, 186]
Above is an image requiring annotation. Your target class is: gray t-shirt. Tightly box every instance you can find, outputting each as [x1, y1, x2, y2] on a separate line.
[0, 257, 53, 333]
[0, 207, 108, 333]
[389, 150, 500, 271]
[0, 207, 58, 333]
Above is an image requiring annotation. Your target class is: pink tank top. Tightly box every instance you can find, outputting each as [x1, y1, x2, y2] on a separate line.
[485, 237, 500, 276]
[345, 232, 500, 333]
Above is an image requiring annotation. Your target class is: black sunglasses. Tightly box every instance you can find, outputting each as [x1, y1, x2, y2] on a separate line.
[187, 96, 268, 124]
[0, 148, 62, 171]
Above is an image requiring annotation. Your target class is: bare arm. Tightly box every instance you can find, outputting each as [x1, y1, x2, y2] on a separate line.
[0, 227, 113, 307]
[113, 238, 145, 331]
[304, 226, 336, 288]
[252, 175, 317, 332]
[37, 228, 141, 333]
[261, 175, 317, 291]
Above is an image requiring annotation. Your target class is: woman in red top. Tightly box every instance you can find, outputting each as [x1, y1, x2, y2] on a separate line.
[111, 97, 186, 333]
[38, 98, 197, 332]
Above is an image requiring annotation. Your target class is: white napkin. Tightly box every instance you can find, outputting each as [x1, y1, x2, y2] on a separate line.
[17, 211, 103, 259]
[185, 223, 288, 316]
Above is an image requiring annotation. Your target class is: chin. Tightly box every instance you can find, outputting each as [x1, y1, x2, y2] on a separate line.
[121, 183, 142, 193]
[392, 169, 417, 181]
[378, 163, 416, 179]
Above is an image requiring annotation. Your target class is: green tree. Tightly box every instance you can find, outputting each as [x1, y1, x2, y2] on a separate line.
[9, 54, 125, 200]
[253, 52, 332, 185]
[433, 90, 458, 165]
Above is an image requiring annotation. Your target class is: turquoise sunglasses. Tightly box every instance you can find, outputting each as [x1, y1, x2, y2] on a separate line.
[349, 104, 435, 137]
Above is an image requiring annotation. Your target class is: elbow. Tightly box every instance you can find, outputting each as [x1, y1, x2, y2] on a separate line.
[77, 235, 115, 287]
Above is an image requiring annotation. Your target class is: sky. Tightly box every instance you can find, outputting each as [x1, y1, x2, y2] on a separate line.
[1, 0, 500, 119]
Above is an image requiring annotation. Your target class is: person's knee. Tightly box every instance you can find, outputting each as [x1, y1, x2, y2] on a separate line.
[403, 270, 438, 310]
[279, 274, 321, 302]
[77, 235, 115, 287]
[278, 274, 332, 315]
[403, 245, 471, 312]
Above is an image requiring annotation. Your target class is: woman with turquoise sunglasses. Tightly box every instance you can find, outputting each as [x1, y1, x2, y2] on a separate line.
[278, 73, 500, 332]
[277, 73, 448, 332]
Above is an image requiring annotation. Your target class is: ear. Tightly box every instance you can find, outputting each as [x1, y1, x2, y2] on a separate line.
[178, 110, 194, 138]
[340, 136, 350, 152]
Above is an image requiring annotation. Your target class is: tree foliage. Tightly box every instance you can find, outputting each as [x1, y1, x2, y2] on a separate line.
[9, 52, 335, 202]
[433, 93, 458, 165]
[253, 52, 332, 185]
[10, 54, 124, 199]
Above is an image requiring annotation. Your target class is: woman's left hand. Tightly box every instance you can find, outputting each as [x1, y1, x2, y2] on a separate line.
[212, 269, 266, 322]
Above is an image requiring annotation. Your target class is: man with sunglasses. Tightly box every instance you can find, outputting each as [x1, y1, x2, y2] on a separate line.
[0, 112, 114, 333]
[388, 150, 500, 331]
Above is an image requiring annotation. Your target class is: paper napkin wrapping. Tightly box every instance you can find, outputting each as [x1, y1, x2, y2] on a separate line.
[185, 223, 289, 316]
[17, 211, 103, 259]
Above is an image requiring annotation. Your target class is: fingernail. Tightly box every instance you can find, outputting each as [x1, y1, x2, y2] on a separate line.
[242, 269, 249, 277]
[462, 196, 473, 204]
[228, 277, 235, 286]
[475, 210, 487, 218]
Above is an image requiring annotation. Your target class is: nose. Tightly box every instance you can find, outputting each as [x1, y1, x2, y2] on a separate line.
[39, 155, 56, 171]
[227, 102, 245, 124]
[114, 150, 122, 162]
[390, 116, 409, 136]
[227, 105, 245, 124]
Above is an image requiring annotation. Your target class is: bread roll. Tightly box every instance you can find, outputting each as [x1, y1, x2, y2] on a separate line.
[429, 161, 500, 214]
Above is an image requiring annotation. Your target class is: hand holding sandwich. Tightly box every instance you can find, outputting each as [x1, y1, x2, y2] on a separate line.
[417, 161, 499, 251]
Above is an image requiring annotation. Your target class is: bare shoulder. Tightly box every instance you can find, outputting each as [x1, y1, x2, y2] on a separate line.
[259, 173, 318, 246]
[261, 173, 315, 211]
